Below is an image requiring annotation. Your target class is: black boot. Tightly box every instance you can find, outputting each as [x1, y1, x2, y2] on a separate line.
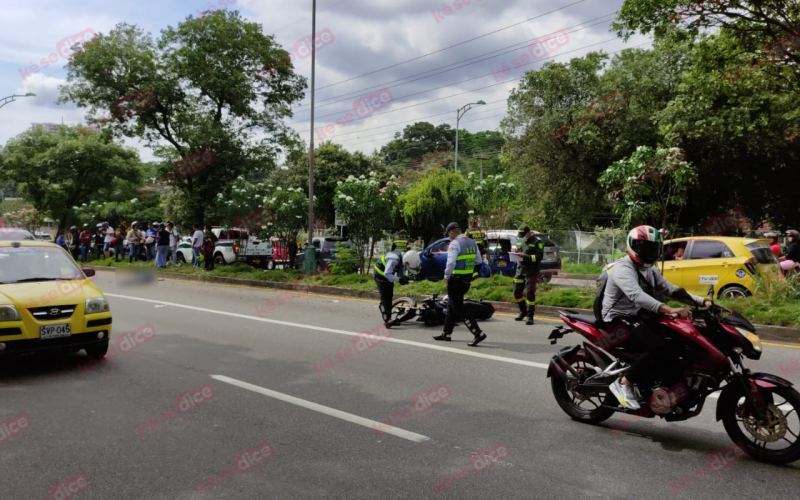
[525, 306, 535, 325]
[433, 333, 451, 341]
[468, 333, 487, 347]
[514, 304, 526, 321]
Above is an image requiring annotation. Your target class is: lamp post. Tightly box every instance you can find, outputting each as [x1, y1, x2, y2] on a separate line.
[454, 100, 485, 172]
[304, 0, 318, 274]
[0, 93, 36, 110]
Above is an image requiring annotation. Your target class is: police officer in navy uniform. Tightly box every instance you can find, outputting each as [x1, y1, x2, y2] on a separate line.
[433, 222, 487, 347]
[465, 218, 487, 278]
[374, 248, 409, 329]
[511, 225, 544, 325]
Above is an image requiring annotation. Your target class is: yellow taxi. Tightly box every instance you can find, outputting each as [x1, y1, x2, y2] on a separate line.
[0, 240, 111, 357]
[661, 237, 781, 298]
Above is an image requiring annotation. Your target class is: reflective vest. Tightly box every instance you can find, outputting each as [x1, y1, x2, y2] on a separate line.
[393, 239, 409, 251]
[452, 235, 479, 275]
[466, 228, 485, 243]
[374, 252, 403, 281]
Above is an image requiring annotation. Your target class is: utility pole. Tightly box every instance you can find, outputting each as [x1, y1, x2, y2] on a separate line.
[304, 0, 318, 274]
[454, 100, 485, 172]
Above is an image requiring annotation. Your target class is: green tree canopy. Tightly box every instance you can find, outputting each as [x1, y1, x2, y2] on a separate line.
[396, 169, 469, 246]
[57, 9, 306, 224]
[0, 126, 141, 232]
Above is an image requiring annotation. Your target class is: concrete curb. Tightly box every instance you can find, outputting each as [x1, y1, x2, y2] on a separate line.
[93, 266, 799, 344]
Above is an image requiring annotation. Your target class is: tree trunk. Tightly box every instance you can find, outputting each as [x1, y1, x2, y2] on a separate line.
[368, 238, 376, 275]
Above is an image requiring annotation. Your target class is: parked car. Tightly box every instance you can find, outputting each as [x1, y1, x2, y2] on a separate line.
[485, 230, 562, 279]
[661, 236, 781, 298]
[406, 237, 490, 282]
[0, 228, 36, 241]
[294, 237, 352, 270]
[209, 227, 272, 267]
[175, 236, 196, 264]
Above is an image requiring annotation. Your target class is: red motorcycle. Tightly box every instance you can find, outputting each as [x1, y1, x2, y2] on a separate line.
[547, 285, 800, 464]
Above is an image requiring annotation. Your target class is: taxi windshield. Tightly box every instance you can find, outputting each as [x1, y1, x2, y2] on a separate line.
[0, 246, 84, 284]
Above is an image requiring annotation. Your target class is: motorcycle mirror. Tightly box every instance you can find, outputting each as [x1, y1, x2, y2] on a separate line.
[707, 284, 715, 300]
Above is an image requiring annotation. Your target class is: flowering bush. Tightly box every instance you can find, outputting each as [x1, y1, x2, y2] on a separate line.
[463, 173, 518, 217]
[334, 172, 394, 272]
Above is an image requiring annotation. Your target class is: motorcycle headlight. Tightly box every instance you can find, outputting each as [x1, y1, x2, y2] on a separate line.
[735, 327, 762, 353]
[85, 298, 109, 315]
[0, 305, 21, 322]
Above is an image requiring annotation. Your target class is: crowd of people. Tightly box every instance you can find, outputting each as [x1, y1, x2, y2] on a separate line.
[55, 221, 219, 271]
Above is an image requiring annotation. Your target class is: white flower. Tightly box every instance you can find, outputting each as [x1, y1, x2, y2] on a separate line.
[82, 203, 87, 206]
[390, 175, 396, 180]
[359, 175, 366, 179]
[338, 194, 346, 199]
[346, 196, 354, 202]
[337, 181, 343, 186]
[131, 199, 137, 204]
[476, 186, 482, 190]
[238, 176, 244, 180]
[495, 174, 502, 180]
[72, 206, 78, 209]
[507, 183, 514, 187]
[468, 172, 475, 177]
[370, 171, 376, 176]
[277, 187, 282, 190]
[280, 166, 289, 170]
[295, 215, 302, 218]
[347, 175, 356, 181]
[468, 210, 475, 214]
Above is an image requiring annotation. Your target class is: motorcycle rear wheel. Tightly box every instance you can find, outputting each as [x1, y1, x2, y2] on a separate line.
[720, 385, 800, 464]
[391, 297, 417, 324]
[551, 356, 616, 424]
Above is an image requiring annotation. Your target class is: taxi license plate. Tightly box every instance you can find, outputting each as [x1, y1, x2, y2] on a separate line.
[252, 259, 261, 264]
[497, 261, 506, 267]
[40, 324, 71, 339]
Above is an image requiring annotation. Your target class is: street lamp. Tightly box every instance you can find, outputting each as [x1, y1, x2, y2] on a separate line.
[304, 0, 318, 274]
[454, 100, 485, 172]
[0, 93, 36, 110]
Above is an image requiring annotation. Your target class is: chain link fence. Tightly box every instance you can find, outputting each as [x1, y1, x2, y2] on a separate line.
[545, 229, 629, 267]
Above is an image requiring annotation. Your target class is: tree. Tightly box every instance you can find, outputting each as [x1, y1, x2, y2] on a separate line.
[396, 169, 469, 246]
[598, 146, 698, 230]
[463, 172, 518, 217]
[57, 10, 306, 224]
[0, 125, 141, 233]
[380, 122, 455, 169]
[280, 142, 387, 226]
[333, 173, 395, 273]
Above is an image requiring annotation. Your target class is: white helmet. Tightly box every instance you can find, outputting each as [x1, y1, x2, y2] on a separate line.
[402, 250, 421, 272]
[626, 225, 663, 268]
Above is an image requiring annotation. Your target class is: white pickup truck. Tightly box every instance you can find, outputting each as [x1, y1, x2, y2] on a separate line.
[210, 227, 272, 267]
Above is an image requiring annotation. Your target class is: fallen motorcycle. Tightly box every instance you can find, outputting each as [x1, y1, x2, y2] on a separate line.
[390, 294, 495, 327]
[547, 284, 800, 464]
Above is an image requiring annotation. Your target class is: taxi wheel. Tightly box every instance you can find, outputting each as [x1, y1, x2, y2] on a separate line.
[177, 252, 186, 263]
[719, 285, 749, 299]
[85, 341, 109, 359]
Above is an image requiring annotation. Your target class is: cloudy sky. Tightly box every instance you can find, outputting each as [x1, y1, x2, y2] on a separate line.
[0, 0, 648, 163]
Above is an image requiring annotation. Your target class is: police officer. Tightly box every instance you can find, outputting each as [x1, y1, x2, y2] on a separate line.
[392, 231, 409, 252]
[433, 222, 487, 347]
[374, 247, 410, 329]
[511, 225, 544, 325]
[465, 218, 487, 278]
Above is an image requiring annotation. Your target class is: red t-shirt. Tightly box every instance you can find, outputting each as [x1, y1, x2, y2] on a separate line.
[79, 231, 92, 245]
[770, 242, 781, 258]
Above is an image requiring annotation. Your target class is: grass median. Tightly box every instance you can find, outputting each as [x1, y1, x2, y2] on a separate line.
[91, 258, 799, 328]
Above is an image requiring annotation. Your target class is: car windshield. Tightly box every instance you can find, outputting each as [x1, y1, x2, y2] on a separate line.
[0, 246, 84, 284]
[0, 228, 36, 240]
[746, 243, 779, 264]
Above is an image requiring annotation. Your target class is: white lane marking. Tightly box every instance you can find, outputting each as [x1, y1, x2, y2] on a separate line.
[106, 293, 550, 369]
[212, 375, 430, 443]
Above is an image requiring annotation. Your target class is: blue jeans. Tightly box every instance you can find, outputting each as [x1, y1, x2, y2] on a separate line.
[114, 241, 124, 262]
[80, 244, 89, 263]
[170, 246, 178, 263]
[129, 244, 140, 263]
[155, 246, 169, 268]
[146, 243, 156, 262]
[193, 247, 202, 267]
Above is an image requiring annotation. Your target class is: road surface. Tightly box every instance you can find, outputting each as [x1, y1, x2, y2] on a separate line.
[1, 271, 799, 499]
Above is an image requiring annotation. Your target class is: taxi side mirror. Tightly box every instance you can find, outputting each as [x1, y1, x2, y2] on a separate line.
[83, 267, 96, 278]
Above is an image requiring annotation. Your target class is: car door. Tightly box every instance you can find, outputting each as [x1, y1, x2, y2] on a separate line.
[420, 238, 451, 281]
[660, 240, 690, 287]
[680, 240, 737, 296]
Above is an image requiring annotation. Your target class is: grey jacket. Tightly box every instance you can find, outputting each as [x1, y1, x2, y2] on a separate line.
[602, 256, 706, 322]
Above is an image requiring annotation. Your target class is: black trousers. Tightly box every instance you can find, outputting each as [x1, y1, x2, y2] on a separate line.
[204, 252, 214, 271]
[443, 275, 481, 336]
[611, 317, 674, 385]
[512, 273, 537, 315]
[375, 277, 394, 322]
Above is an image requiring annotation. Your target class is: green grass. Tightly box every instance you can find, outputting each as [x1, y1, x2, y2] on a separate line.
[562, 262, 605, 275]
[90, 258, 800, 327]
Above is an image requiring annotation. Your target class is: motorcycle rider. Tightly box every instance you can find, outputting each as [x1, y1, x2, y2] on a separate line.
[780, 230, 800, 263]
[433, 222, 487, 346]
[373, 247, 410, 329]
[511, 225, 544, 325]
[603, 225, 710, 410]
[765, 232, 781, 258]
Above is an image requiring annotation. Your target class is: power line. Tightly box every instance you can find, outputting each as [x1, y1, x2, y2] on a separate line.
[311, 0, 588, 93]
[272, 0, 351, 34]
[293, 36, 632, 131]
[293, 13, 617, 113]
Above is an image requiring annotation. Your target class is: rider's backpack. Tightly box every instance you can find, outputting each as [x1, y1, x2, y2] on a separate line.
[593, 262, 616, 322]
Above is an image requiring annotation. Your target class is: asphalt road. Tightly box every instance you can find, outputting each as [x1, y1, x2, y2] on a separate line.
[2, 271, 799, 499]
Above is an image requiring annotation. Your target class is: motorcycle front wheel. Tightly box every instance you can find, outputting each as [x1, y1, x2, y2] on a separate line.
[550, 355, 616, 425]
[720, 384, 800, 464]
[391, 297, 417, 324]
